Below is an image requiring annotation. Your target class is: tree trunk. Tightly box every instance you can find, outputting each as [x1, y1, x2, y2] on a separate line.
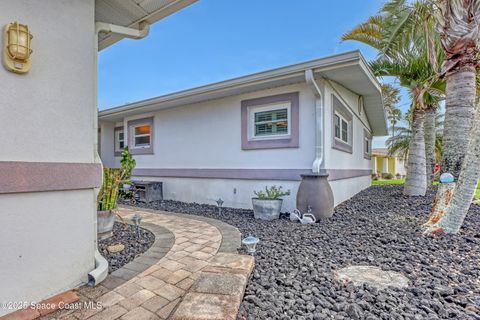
[424, 106, 436, 186]
[404, 109, 427, 196]
[441, 68, 476, 180]
[431, 105, 480, 234]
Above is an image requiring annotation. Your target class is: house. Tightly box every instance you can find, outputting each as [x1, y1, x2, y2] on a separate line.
[0, 0, 196, 316]
[372, 148, 407, 178]
[99, 51, 387, 212]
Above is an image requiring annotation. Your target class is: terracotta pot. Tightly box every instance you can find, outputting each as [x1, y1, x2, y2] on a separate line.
[97, 210, 115, 240]
[252, 198, 283, 220]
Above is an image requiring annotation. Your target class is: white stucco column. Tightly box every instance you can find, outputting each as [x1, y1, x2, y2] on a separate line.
[382, 157, 388, 173]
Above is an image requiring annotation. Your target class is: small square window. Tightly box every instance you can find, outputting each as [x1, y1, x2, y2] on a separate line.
[249, 103, 291, 140]
[131, 124, 151, 148]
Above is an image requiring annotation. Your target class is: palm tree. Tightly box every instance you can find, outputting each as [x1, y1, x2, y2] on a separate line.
[375, 0, 479, 180]
[342, 2, 445, 196]
[387, 112, 444, 165]
[429, 100, 480, 233]
[434, 0, 480, 180]
[345, 0, 480, 233]
[381, 83, 402, 138]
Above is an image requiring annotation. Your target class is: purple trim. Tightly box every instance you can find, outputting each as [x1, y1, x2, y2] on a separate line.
[131, 168, 371, 181]
[127, 117, 154, 155]
[114, 126, 124, 157]
[0, 161, 102, 194]
[241, 92, 299, 150]
[331, 94, 353, 154]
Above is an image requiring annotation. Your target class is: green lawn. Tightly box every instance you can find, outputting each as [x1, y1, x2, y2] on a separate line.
[372, 179, 480, 200]
[372, 179, 405, 185]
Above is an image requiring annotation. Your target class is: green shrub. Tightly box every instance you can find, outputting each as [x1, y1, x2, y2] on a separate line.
[372, 176, 379, 181]
[254, 186, 290, 200]
[97, 148, 136, 211]
[384, 173, 394, 180]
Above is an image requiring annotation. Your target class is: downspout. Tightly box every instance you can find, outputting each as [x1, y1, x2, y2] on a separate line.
[305, 69, 325, 173]
[295, 70, 334, 220]
[88, 21, 150, 286]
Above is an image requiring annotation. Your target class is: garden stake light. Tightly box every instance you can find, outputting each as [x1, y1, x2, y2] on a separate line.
[216, 198, 224, 214]
[131, 213, 142, 238]
[242, 235, 259, 255]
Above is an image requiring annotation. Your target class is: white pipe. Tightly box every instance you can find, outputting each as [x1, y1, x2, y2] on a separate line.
[95, 22, 150, 39]
[88, 21, 149, 286]
[305, 69, 325, 173]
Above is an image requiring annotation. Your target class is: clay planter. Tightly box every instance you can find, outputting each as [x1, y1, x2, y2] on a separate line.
[97, 210, 115, 240]
[252, 198, 283, 221]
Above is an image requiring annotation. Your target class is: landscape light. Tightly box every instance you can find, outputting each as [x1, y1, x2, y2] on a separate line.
[131, 213, 142, 237]
[242, 235, 259, 255]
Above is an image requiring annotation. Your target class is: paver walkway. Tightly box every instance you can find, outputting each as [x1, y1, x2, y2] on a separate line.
[43, 207, 254, 320]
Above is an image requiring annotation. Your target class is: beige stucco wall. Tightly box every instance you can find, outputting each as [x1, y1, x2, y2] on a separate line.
[0, 0, 96, 315]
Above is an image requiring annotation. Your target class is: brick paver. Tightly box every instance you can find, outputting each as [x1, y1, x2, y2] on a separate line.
[40, 208, 252, 320]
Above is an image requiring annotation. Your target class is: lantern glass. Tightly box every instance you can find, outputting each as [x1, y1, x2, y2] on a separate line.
[7, 23, 32, 61]
[131, 213, 142, 226]
[439, 173, 454, 184]
[242, 235, 259, 254]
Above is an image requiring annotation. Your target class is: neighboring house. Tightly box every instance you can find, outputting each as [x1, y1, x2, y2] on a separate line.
[99, 51, 387, 212]
[372, 148, 407, 178]
[0, 0, 196, 316]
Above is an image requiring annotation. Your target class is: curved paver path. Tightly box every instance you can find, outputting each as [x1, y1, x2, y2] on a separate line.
[43, 207, 253, 320]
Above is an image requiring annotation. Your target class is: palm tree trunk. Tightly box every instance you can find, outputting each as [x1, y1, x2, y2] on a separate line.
[404, 108, 427, 196]
[424, 106, 436, 186]
[431, 105, 480, 234]
[441, 68, 476, 180]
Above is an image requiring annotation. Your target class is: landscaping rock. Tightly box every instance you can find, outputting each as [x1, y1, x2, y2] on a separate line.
[99, 222, 155, 272]
[125, 185, 480, 319]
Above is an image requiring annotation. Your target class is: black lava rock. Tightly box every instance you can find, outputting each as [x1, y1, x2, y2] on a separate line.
[125, 185, 480, 319]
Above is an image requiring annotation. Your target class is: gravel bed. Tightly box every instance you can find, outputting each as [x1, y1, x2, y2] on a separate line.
[99, 222, 155, 273]
[126, 185, 480, 320]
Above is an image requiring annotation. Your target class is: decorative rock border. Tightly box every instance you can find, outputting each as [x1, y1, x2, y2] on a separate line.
[102, 223, 175, 289]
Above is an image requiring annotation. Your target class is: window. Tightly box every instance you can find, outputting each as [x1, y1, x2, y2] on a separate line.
[250, 103, 291, 139]
[364, 129, 372, 159]
[331, 94, 353, 153]
[364, 138, 370, 154]
[241, 92, 299, 150]
[115, 130, 124, 151]
[127, 117, 154, 155]
[131, 124, 151, 148]
[114, 127, 124, 156]
[334, 113, 349, 144]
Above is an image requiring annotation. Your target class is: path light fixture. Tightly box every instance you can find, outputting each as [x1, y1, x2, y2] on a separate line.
[242, 235, 259, 255]
[439, 172, 454, 184]
[3, 22, 33, 73]
[215, 198, 224, 214]
[131, 213, 142, 238]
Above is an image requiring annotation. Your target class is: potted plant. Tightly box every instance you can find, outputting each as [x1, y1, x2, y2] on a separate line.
[252, 186, 290, 221]
[97, 148, 136, 240]
[395, 172, 401, 179]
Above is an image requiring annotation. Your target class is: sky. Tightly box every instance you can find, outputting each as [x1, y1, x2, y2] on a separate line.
[98, 0, 411, 148]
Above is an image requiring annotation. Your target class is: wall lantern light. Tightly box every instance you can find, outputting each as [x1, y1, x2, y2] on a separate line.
[3, 22, 33, 73]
